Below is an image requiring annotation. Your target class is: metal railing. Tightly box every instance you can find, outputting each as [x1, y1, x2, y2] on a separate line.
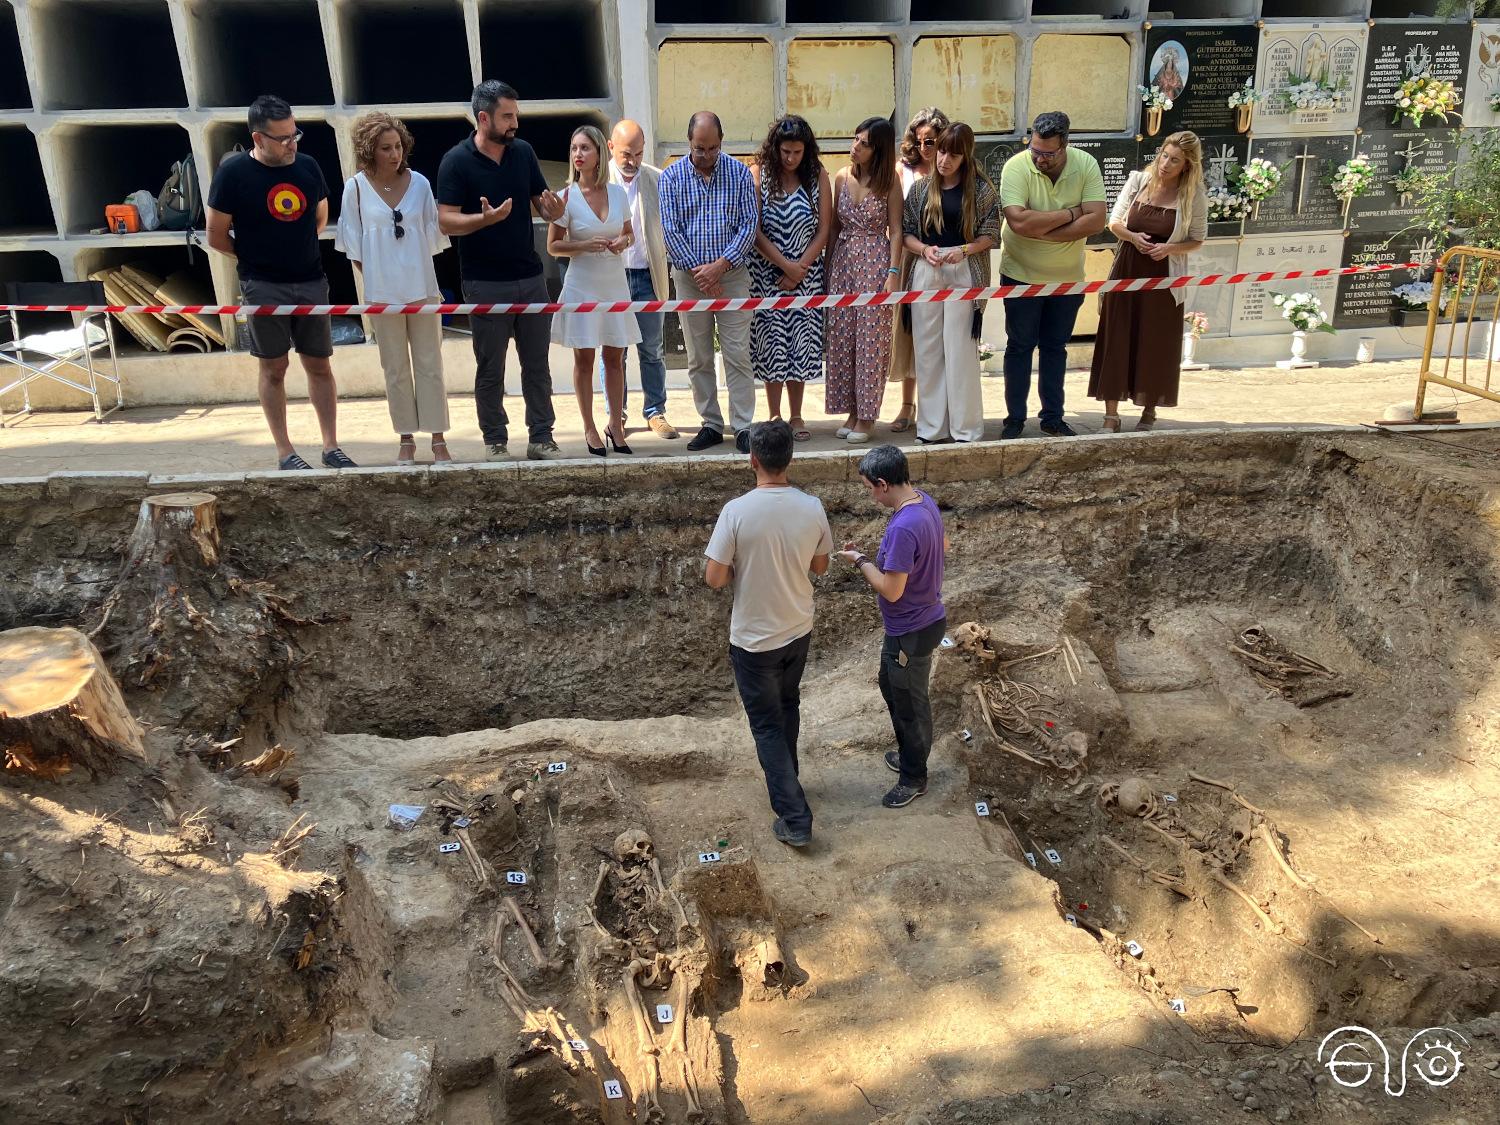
[1414, 245, 1500, 421]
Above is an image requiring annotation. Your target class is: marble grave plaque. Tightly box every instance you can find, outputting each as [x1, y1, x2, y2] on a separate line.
[1466, 23, 1500, 129]
[1254, 25, 1366, 136]
[1181, 238, 1240, 339]
[1334, 232, 1433, 330]
[1142, 25, 1259, 137]
[1243, 134, 1355, 236]
[1230, 233, 1344, 337]
[1200, 134, 1251, 237]
[976, 138, 1140, 245]
[1360, 22, 1471, 134]
[1347, 130, 1459, 234]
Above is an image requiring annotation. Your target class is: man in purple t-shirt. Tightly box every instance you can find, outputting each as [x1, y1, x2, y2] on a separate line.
[837, 445, 948, 808]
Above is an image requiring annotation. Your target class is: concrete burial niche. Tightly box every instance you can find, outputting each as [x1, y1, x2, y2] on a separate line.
[0, 4, 30, 110]
[182, 0, 335, 107]
[478, 0, 609, 102]
[340, 0, 473, 105]
[49, 123, 192, 236]
[1261, 0, 1365, 18]
[1369, 0, 1443, 15]
[28, 0, 186, 111]
[654, 0, 779, 22]
[1031, 0, 1136, 16]
[656, 39, 775, 146]
[786, 38, 897, 138]
[204, 119, 346, 220]
[785, 0, 906, 21]
[1146, 0, 1255, 17]
[0, 128, 55, 237]
[910, 36, 1017, 134]
[1028, 34, 1132, 132]
[910, 0, 1028, 20]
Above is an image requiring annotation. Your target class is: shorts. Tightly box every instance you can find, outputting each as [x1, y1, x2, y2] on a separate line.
[241, 276, 334, 360]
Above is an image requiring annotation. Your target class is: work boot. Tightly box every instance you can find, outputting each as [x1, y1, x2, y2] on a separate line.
[772, 818, 811, 848]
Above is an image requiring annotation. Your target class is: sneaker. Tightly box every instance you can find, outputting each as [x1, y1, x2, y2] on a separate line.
[772, 817, 811, 848]
[884, 751, 901, 774]
[735, 430, 751, 454]
[999, 421, 1025, 440]
[321, 446, 358, 468]
[685, 426, 724, 452]
[527, 440, 563, 461]
[648, 416, 680, 439]
[278, 451, 312, 471]
[882, 782, 927, 808]
[485, 443, 511, 461]
[1040, 420, 1077, 438]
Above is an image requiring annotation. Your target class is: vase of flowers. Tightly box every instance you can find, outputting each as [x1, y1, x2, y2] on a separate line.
[1227, 79, 1261, 133]
[1327, 154, 1374, 226]
[1207, 186, 1252, 225]
[1271, 291, 1335, 369]
[1138, 85, 1172, 136]
[979, 340, 1000, 374]
[1393, 75, 1461, 127]
[1236, 158, 1283, 221]
[1491, 91, 1500, 114]
[1182, 310, 1210, 370]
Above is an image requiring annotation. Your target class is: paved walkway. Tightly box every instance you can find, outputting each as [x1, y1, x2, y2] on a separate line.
[2, 358, 1495, 478]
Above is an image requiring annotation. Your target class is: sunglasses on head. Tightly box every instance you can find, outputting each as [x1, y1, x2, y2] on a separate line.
[392, 208, 404, 239]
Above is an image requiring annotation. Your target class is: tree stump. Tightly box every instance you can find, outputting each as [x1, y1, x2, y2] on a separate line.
[126, 491, 220, 571]
[0, 626, 148, 776]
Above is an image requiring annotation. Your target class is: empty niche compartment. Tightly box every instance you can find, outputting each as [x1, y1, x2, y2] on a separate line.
[185, 0, 334, 107]
[1260, 0, 1363, 17]
[478, 0, 608, 101]
[654, 0, 779, 22]
[657, 39, 775, 146]
[341, 0, 471, 104]
[402, 118, 479, 183]
[1029, 0, 1136, 17]
[1368, 0, 1442, 15]
[0, 129, 56, 235]
[0, 4, 31, 109]
[319, 239, 359, 309]
[786, 39, 897, 138]
[70, 243, 217, 352]
[29, 0, 185, 110]
[51, 124, 191, 236]
[205, 120, 345, 220]
[786, 0, 905, 21]
[1145, 0, 1255, 17]
[910, 0, 1027, 19]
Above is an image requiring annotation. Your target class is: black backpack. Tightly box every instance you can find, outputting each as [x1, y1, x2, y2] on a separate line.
[158, 152, 203, 232]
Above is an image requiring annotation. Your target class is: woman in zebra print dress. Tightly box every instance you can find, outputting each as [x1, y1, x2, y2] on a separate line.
[749, 116, 831, 440]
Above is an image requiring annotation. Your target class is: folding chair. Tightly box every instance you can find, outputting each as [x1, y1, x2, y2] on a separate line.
[0, 281, 123, 425]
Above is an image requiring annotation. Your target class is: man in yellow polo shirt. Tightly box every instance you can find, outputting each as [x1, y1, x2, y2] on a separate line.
[997, 111, 1107, 439]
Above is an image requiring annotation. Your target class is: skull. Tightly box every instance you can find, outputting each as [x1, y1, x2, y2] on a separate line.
[1115, 778, 1158, 818]
[613, 828, 654, 865]
[952, 621, 995, 662]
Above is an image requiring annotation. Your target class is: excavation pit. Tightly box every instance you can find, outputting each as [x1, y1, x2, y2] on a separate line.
[1, 429, 1498, 1124]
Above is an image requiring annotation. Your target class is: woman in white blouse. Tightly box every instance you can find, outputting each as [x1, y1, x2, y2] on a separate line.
[336, 112, 451, 464]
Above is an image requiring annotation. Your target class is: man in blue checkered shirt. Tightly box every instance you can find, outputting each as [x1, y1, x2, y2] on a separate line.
[658, 111, 759, 452]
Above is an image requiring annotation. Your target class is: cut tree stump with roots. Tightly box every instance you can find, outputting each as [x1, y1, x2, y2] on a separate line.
[0, 626, 148, 776]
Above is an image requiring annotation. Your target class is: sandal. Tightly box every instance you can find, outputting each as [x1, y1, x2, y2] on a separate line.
[1135, 409, 1156, 432]
[790, 417, 811, 442]
[1102, 413, 1121, 433]
[396, 438, 417, 465]
[431, 439, 452, 463]
[889, 401, 916, 433]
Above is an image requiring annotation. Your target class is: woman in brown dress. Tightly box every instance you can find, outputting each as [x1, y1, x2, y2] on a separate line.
[1088, 131, 1207, 431]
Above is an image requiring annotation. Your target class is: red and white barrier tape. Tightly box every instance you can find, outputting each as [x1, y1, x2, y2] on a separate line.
[0, 262, 1418, 316]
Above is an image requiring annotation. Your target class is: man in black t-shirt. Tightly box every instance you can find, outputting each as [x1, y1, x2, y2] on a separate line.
[206, 94, 356, 471]
[437, 80, 565, 461]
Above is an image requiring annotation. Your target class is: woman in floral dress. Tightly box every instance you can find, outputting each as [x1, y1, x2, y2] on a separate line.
[750, 116, 831, 438]
[825, 116, 904, 444]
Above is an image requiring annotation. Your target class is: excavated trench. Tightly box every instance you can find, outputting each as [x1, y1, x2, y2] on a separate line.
[2, 429, 1500, 1124]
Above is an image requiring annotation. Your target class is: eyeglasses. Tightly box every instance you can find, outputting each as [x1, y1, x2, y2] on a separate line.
[259, 129, 303, 147]
[392, 208, 404, 239]
[1027, 145, 1063, 161]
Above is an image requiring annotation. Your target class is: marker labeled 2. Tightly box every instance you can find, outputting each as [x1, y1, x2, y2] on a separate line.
[975, 801, 990, 817]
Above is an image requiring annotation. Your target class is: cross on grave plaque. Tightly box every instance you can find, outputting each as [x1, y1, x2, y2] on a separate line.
[1290, 144, 1317, 215]
[1347, 130, 1458, 235]
[1244, 135, 1353, 235]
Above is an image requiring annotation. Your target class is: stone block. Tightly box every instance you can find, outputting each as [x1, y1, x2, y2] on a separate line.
[1027, 35, 1132, 133]
[657, 39, 775, 145]
[911, 36, 1017, 134]
[1073, 246, 1118, 338]
[922, 442, 1007, 484]
[787, 38, 896, 138]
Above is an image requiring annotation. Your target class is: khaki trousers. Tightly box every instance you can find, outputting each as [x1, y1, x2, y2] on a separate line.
[373, 306, 449, 434]
[673, 266, 755, 436]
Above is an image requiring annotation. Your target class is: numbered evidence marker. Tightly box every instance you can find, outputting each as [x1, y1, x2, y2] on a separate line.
[1044, 848, 1062, 866]
[975, 801, 991, 817]
[959, 729, 973, 742]
[1163, 794, 1179, 803]
[1024, 852, 1038, 868]
[698, 851, 721, 864]
[569, 1039, 590, 1051]
[939, 635, 955, 649]
[655, 1003, 674, 1023]
[1126, 940, 1144, 958]
[452, 816, 471, 829]
[1169, 998, 1187, 1014]
[1064, 913, 1078, 926]
[438, 841, 462, 854]
[547, 762, 567, 774]
[603, 1080, 624, 1100]
[506, 871, 528, 885]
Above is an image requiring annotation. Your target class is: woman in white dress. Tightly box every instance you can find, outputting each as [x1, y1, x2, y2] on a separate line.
[336, 112, 450, 465]
[548, 125, 641, 456]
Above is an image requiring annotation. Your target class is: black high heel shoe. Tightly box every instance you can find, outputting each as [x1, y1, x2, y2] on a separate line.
[586, 431, 607, 457]
[607, 428, 634, 455]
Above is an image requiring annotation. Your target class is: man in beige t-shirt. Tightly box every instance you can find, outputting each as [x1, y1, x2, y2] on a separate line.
[705, 420, 832, 848]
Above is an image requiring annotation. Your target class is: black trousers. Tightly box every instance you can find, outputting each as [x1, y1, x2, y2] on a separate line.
[880, 617, 947, 787]
[730, 633, 813, 835]
[463, 274, 556, 445]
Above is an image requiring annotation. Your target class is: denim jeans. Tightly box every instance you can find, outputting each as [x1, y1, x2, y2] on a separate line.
[879, 617, 947, 787]
[730, 633, 813, 835]
[596, 267, 668, 421]
[1001, 273, 1085, 427]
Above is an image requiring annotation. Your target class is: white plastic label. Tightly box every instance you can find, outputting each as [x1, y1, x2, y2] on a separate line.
[655, 1004, 673, 1023]
[569, 1039, 589, 1051]
[1044, 848, 1062, 866]
[1169, 998, 1187, 1013]
[975, 801, 990, 817]
[452, 816, 471, 829]
[603, 1080, 624, 1099]
[959, 729, 973, 742]
[1064, 913, 1078, 926]
[506, 871, 527, 885]
[1126, 940, 1144, 958]
[940, 636, 955, 649]
[1024, 852, 1037, 868]
[438, 842, 461, 855]
[547, 762, 567, 774]
[1164, 794, 1178, 803]
[698, 851, 721, 864]
[388, 803, 424, 825]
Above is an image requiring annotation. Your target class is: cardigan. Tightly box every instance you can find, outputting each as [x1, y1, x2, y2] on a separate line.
[1110, 170, 1208, 307]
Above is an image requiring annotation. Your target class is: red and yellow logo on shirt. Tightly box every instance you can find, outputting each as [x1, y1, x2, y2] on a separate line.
[266, 183, 308, 222]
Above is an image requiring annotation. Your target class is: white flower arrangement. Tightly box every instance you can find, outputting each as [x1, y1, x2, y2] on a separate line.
[1271, 291, 1336, 334]
[1328, 155, 1375, 203]
[1489, 90, 1500, 113]
[1235, 158, 1283, 202]
[979, 340, 996, 362]
[1277, 74, 1348, 113]
[1392, 280, 1447, 312]
[1138, 85, 1173, 111]
[1207, 185, 1252, 222]
[1393, 75, 1460, 127]
[1226, 79, 1262, 109]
